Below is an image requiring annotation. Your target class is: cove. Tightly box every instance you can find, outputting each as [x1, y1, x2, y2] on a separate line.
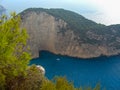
[30, 51, 120, 90]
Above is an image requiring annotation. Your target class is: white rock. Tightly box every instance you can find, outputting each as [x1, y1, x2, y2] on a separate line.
[36, 65, 45, 75]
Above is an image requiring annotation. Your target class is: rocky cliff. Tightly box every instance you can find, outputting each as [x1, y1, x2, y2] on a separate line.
[20, 8, 120, 58]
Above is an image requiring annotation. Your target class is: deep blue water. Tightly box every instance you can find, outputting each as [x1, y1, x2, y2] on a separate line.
[30, 51, 120, 90]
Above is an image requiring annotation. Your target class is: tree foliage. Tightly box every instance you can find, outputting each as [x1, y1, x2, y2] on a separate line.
[41, 77, 101, 90]
[0, 13, 31, 89]
[41, 77, 75, 90]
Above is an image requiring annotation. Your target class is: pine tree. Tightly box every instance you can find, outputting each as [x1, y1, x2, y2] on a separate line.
[0, 12, 31, 90]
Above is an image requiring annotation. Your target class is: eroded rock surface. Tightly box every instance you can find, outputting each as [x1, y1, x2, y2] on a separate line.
[21, 8, 120, 58]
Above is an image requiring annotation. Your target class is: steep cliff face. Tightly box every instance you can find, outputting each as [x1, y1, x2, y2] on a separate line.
[21, 8, 120, 58]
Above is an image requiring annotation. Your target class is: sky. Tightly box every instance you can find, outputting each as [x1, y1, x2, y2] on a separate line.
[1, 0, 120, 25]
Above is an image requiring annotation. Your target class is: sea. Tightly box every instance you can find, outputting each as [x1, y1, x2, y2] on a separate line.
[30, 51, 120, 90]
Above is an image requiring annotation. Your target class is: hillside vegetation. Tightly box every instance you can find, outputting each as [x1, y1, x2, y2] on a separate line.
[20, 8, 120, 58]
[20, 8, 120, 42]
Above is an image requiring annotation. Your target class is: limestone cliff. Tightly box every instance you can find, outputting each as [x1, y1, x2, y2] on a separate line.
[20, 8, 120, 58]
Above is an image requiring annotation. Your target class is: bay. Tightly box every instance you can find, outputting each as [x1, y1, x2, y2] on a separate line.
[30, 51, 120, 90]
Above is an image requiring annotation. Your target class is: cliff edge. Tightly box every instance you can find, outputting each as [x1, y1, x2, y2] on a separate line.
[20, 8, 120, 58]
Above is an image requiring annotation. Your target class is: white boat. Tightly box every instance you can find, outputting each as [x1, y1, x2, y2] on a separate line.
[56, 58, 60, 61]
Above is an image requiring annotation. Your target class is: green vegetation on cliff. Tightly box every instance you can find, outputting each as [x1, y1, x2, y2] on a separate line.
[20, 8, 106, 36]
[20, 8, 120, 47]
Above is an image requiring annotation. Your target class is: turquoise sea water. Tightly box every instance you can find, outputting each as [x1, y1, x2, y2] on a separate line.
[30, 51, 120, 90]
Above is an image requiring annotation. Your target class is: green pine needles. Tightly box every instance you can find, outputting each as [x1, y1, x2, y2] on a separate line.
[0, 12, 31, 89]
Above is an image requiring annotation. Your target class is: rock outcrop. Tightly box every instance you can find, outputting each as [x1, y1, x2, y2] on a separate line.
[20, 8, 120, 58]
[36, 65, 45, 75]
